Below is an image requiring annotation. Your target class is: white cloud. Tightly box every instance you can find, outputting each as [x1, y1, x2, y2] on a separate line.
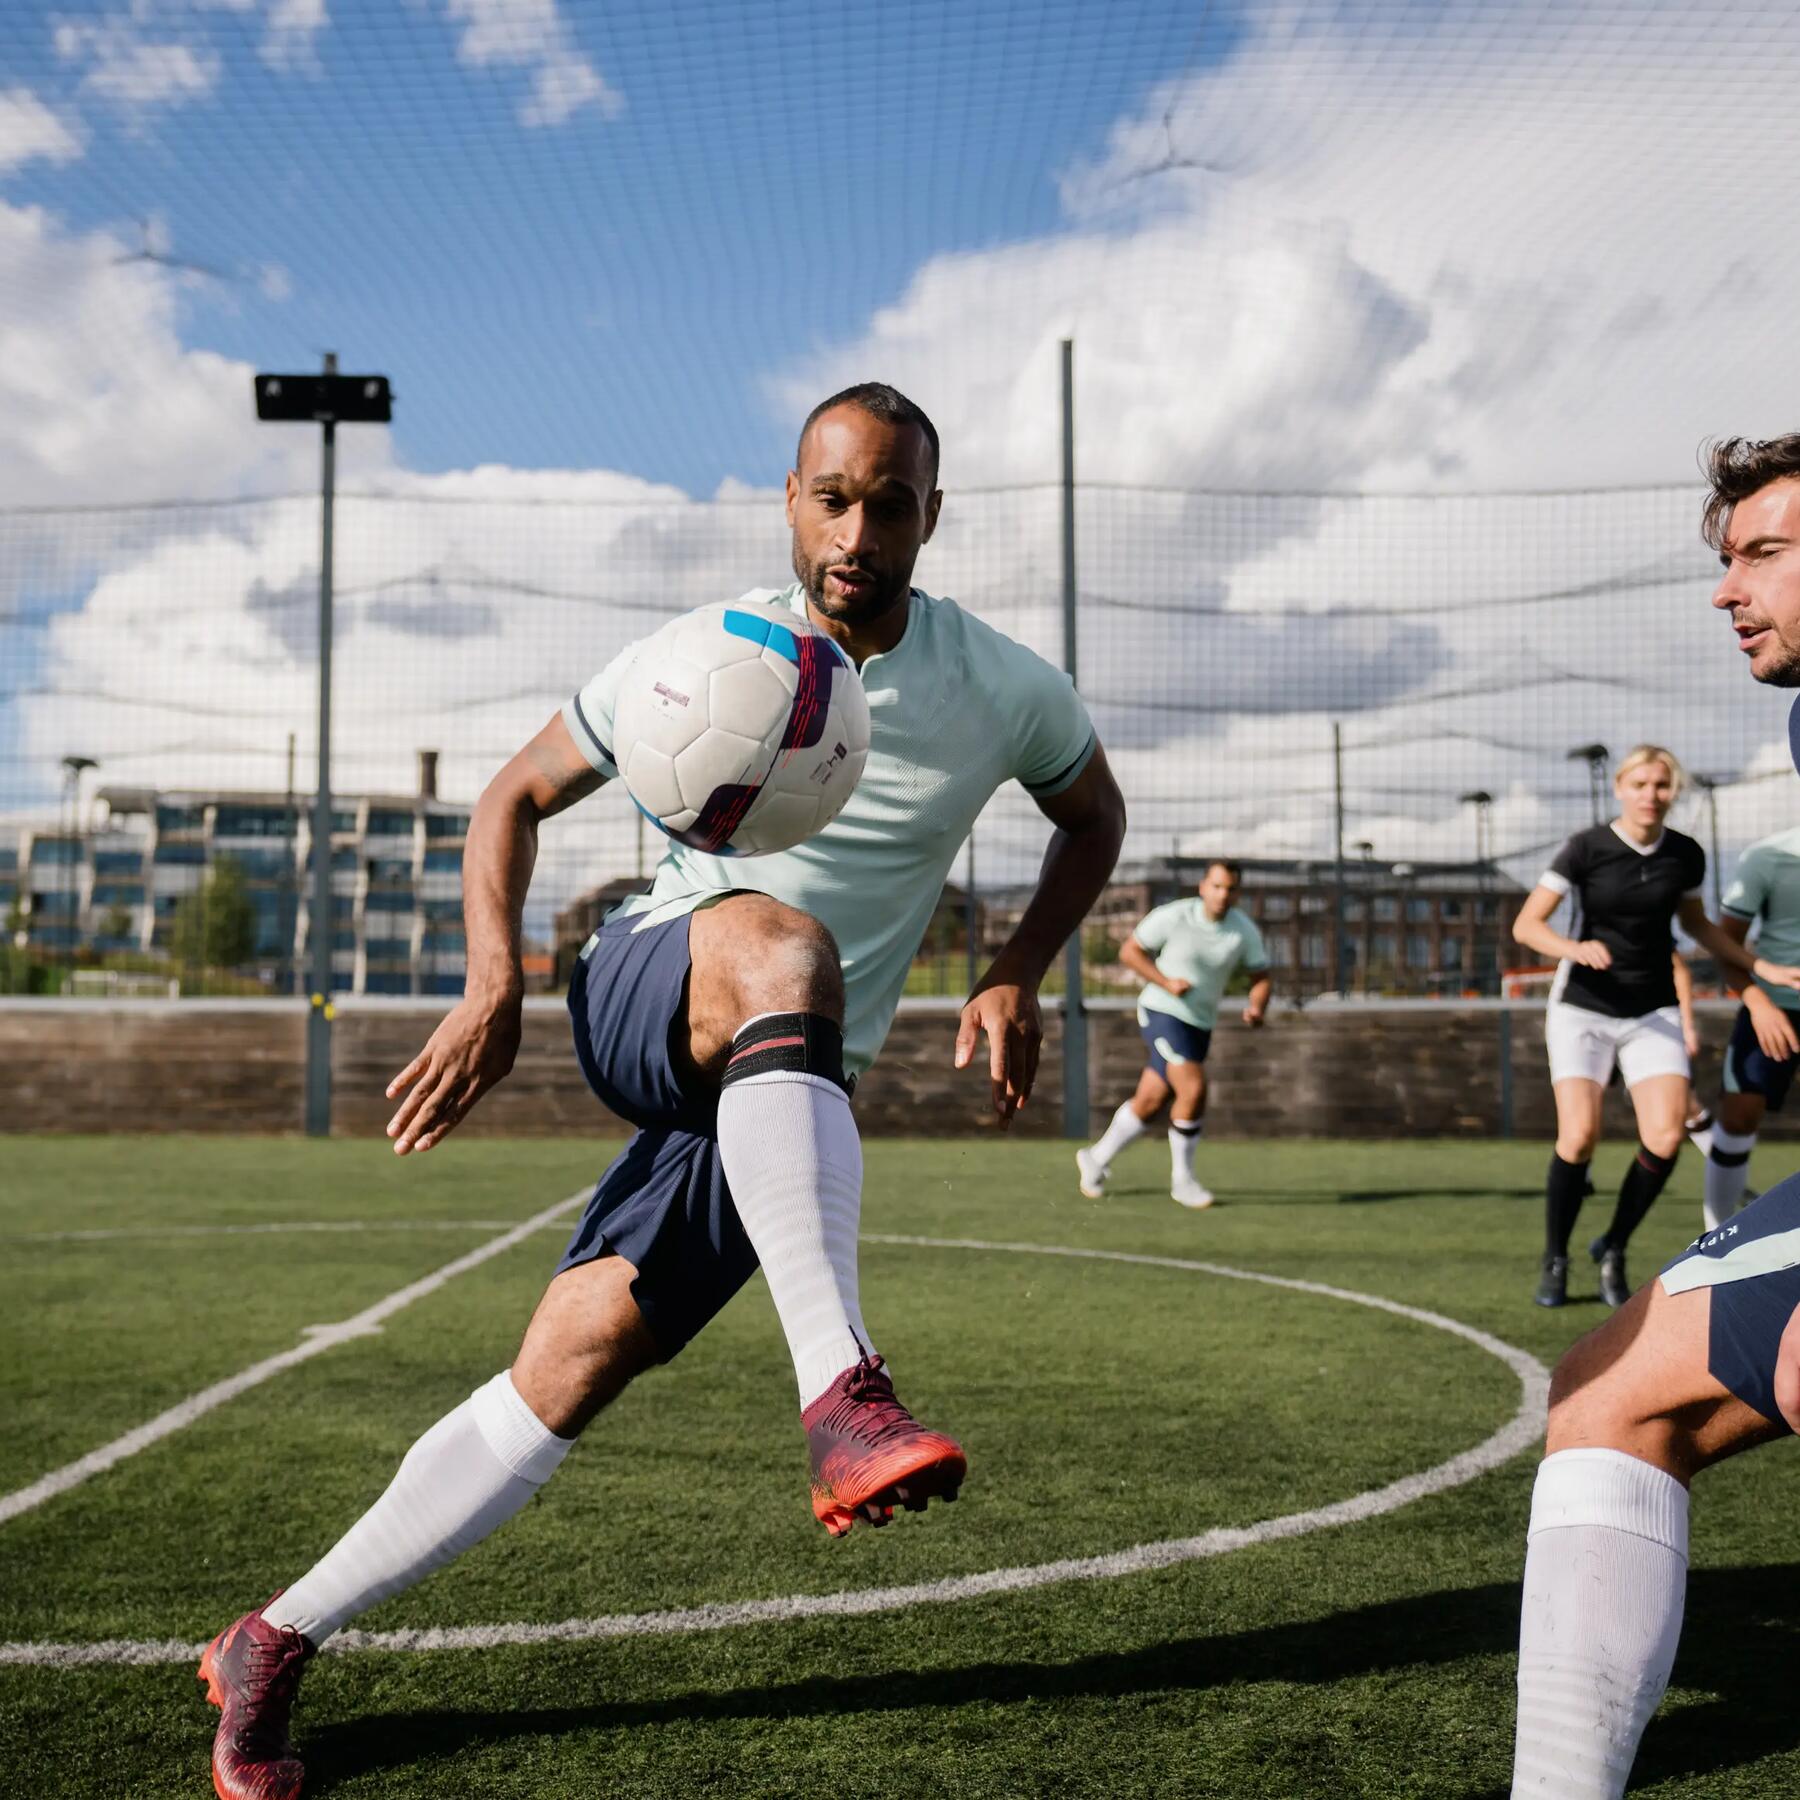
[445, 0, 620, 126]
[260, 0, 328, 73]
[53, 16, 221, 109]
[0, 87, 85, 174]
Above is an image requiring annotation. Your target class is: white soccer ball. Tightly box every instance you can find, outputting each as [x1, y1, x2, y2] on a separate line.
[612, 598, 870, 857]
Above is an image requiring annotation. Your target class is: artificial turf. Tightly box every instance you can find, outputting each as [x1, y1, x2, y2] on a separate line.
[2, 1133, 1798, 1797]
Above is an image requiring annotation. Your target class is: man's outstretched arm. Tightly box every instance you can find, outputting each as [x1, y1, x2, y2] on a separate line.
[955, 742, 1127, 1124]
[386, 713, 605, 1154]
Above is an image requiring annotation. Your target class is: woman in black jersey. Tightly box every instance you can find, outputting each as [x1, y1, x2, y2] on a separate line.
[1512, 745, 1799, 1308]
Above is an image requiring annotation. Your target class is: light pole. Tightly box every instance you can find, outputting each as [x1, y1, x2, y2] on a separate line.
[60, 754, 97, 971]
[1567, 743, 1609, 826]
[1460, 790, 1495, 996]
[255, 356, 392, 1135]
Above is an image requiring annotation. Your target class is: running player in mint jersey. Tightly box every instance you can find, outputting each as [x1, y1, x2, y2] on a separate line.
[198, 385, 1127, 1800]
[1077, 858, 1271, 1209]
[1511, 437, 1800, 1800]
[1686, 828, 1800, 1229]
[1511, 746, 1785, 1310]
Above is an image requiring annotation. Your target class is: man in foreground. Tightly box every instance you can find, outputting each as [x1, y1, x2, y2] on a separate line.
[1512, 435, 1800, 1798]
[199, 383, 1126, 1799]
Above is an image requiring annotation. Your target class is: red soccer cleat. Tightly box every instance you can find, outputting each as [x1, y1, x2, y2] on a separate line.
[197, 1599, 316, 1800]
[802, 1354, 967, 1537]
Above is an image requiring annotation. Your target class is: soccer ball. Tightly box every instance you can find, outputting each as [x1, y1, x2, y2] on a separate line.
[612, 597, 871, 856]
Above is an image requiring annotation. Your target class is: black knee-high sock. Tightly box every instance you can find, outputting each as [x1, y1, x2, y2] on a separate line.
[1605, 1144, 1678, 1248]
[1545, 1154, 1590, 1259]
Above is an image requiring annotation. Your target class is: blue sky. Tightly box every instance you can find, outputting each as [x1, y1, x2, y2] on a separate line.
[4, 0, 1233, 494]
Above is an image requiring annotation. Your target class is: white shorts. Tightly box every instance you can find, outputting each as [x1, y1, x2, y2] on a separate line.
[1544, 1000, 1689, 1089]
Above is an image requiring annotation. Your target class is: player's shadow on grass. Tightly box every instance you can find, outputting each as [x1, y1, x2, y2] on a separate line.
[306, 1564, 1800, 1792]
[1104, 1184, 1547, 1205]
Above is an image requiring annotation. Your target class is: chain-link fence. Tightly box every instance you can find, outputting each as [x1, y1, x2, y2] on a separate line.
[1, 478, 1782, 1000]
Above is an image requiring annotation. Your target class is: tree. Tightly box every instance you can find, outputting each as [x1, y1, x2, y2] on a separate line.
[170, 857, 255, 973]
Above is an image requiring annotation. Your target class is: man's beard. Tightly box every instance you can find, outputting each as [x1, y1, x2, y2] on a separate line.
[793, 545, 908, 627]
[1750, 623, 1800, 687]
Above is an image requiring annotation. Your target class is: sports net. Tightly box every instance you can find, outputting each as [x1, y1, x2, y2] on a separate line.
[1, 476, 1780, 997]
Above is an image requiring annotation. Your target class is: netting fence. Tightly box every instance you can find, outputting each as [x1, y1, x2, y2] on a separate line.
[1, 477, 1786, 1000]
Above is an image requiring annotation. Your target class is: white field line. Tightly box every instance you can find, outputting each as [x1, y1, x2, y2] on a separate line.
[0, 1233, 1550, 1669]
[3, 1220, 564, 1244]
[0, 1191, 587, 1530]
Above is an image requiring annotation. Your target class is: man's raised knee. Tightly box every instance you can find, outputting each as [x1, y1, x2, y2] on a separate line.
[692, 895, 845, 1039]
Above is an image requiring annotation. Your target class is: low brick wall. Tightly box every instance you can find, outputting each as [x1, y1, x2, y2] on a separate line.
[0, 997, 1782, 1140]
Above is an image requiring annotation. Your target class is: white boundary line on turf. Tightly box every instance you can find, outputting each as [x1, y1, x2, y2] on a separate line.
[3, 1220, 566, 1244]
[0, 1233, 1550, 1668]
[0, 1191, 588, 1529]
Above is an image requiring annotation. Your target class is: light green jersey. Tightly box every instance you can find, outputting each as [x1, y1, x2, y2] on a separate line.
[563, 584, 1096, 1074]
[1133, 900, 1269, 1031]
[1722, 825, 1800, 1013]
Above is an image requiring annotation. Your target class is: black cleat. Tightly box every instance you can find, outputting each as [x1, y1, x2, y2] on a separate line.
[1591, 1236, 1630, 1308]
[1534, 1254, 1569, 1308]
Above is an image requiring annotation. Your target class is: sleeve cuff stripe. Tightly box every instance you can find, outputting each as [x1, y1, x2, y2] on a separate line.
[1722, 906, 1756, 921]
[570, 693, 614, 771]
[1537, 871, 1572, 896]
[1023, 730, 1097, 797]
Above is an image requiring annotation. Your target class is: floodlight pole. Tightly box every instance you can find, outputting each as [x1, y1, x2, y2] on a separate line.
[254, 352, 392, 1135]
[1059, 338, 1088, 1139]
[308, 353, 338, 1136]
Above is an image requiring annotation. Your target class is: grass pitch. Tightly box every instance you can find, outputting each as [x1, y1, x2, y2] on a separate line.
[3, 1133, 1799, 1797]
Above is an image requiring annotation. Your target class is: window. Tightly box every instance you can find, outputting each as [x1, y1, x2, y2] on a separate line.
[1261, 893, 1294, 920]
[366, 857, 413, 884]
[1371, 932, 1397, 963]
[426, 971, 465, 997]
[213, 804, 297, 839]
[1372, 896, 1399, 922]
[421, 897, 462, 923]
[331, 847, 361, 872]
[1478, 899, 1500, 922]
[156, 803, 204, 834]
[0, 848, 15, 874]
[366, 809, 415, 839]
[90, 884, 144, 907]
[423, 847, 462, 873]
[1341, 897, 1365, 923]
[332, 929, 357, 952]
[1439, 898, 1464, 920]
[1299, 893, 1329, 915]
[331, 809, 359, 834]
[1405, 897, 1432, 923]
[366, 889, 414, 913]
[29, 923, 79, 947]
[1301, 933, 1328, 969]
[30, 837, 80, 866]
[1406, 933, 1432, 968]
[1441, 938, 1465, 967]
[93, 849, 144, 875]
[1266, 938, 1294, 967]
[425, 812, 468, 838]
[228, 846, 293, 878]
[423, 927, 466, 956]
[154, 842, 206, 865]
[32, 889, 77, 916]
[363, 969, 411, 995]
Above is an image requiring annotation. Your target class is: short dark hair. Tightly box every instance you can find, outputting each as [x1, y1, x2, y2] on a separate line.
[797, 382, 940, 486]
[1701, 435, 1800, 549]
[1203, 858, 1242, 883]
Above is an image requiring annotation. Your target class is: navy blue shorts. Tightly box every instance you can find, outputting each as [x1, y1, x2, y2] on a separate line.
[1660, 1172, 1800, 1433]
[558, 905, 757, 1361]
[1138, 1010, 1212, 1080]
[1723, 1003, 1800, 1111]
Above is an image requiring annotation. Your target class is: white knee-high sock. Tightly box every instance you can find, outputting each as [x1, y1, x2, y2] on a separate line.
[1170, 1118, 1202, 1180]
[1512, 1447, 1689, 1799]
[261, 1371, 572, 1645]
[1090, 1101, 1147, 1169]
[1703, 1128, 1755, 1231]
[716, 1068, 867, 1408]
